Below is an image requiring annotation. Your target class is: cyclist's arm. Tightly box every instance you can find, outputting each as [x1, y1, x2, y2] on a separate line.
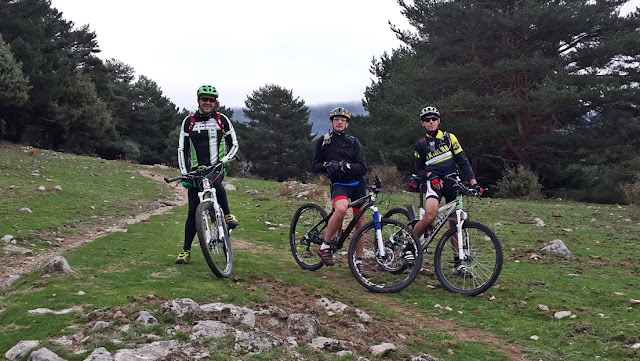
[218, 114, 239, 165]
[414, 140, 429, 179]
[311, 138, 326, 173]
[449, 134, 476, 183]
[177, 116, 191, 174]
[345, 138, 367, 176]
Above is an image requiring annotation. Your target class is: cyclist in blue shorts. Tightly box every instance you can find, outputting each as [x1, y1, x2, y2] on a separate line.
[311, 107, 367, 269]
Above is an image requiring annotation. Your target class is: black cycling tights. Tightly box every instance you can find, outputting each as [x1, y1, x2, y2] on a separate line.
[182, 175, 230, 251]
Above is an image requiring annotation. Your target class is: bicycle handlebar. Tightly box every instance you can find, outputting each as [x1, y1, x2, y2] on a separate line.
[164, 163, 224, 184]
[411, 173, 483, 198]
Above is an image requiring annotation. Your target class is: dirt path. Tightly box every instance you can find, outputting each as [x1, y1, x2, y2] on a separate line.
[0, 170, 187, 292]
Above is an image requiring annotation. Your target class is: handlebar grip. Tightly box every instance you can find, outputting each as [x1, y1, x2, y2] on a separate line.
[164, 177, 170, 183]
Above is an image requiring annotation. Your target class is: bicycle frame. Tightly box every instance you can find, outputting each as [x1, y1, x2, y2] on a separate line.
[307, 179, 388, 257]
[198, 177, 227, 239]
[408, 174, 472, 260]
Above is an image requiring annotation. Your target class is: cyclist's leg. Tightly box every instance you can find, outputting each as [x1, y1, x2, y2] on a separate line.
[210, 172, 238, 228]
[413, 182, 441, 238]
[183, 187, 200, 251]
[349, 182, 367, 258]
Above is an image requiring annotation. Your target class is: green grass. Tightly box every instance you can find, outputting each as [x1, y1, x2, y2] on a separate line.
[0, 144, 639, 360]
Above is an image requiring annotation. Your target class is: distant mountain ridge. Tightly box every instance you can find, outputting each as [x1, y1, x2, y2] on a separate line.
[230, 101, 367, 137]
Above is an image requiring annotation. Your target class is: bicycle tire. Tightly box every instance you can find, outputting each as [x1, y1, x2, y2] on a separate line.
[348, 218, 423, 293]
[196, 202, 233, 278]
[382, 207, 412, 223]
[434, 221, 502, 296]
[290, 203, 327, 271]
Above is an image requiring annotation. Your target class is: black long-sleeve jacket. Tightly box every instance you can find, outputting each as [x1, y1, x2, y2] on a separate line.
[311, 131, 367, 183]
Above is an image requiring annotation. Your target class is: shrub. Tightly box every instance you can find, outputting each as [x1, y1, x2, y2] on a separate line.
[370, 161, 405, 193]
[495, 166, 543, 200]
[622, 172, 640, 205]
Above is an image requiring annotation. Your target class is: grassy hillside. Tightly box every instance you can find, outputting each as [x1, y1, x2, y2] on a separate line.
[0, 143, 639, 360]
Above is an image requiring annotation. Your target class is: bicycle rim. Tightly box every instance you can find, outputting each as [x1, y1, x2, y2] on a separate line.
[348, 219, 423, 293]
[290, 203, 327, 271]
[434, 221, 502, 296]
[196, 202, 233, 278]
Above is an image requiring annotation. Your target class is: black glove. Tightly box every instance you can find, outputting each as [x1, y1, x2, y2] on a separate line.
[474, 184, 483, 195]
[323, 161, 340, 174]
[428, 173, 441, 187]
[338, 161, 351, 173]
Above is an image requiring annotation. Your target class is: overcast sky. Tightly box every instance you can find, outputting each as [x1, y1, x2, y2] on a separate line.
[50, 0, 639, 110]
[50, 0, 414, 110]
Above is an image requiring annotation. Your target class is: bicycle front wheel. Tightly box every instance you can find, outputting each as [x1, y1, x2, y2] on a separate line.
[434, 221, 502, 296]
[348, 218, 423, 293]
[196, 202, 233, 278]
[290, 203, 327, 271]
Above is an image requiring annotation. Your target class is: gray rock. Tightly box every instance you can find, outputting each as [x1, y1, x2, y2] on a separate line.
[234, 330, 283, 353]
[27, 347, 66, 361]
[541, 239, 572, 257]
[159, 298, 201, 318]
[287, 313, 321, 339]
[308, 337, 341, 351]
[412, 355, 440, 361]
[93, 321, 110, 331]
[200, 302, 255, 327]
[355, 308, 373, 323]
[113, 340, 186, 361]
[371, 342, 396, 357]
[43, 256, 74, 274]
[83, 347, 113, 361]
[5, 340, 40, 361]
[316, 297, 348, 313]
[1, 234, 14, 242]
[135, 311, 158, 326]
[189, 320, 236, 340]
[2, 245, 33, 255]
[7, 274, 20, 286]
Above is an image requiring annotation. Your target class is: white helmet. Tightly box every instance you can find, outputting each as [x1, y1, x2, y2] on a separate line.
[420, 106, 440, 120]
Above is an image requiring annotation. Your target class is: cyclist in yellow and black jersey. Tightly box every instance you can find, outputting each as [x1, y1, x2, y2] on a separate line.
[412, 106, 481, 275]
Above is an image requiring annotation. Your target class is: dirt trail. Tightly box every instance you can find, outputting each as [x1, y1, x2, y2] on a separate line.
[0, 171, 186, 291]
[0, 172, 529, 360]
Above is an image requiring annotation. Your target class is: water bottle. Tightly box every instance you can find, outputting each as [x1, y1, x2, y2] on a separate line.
[429, 213, 444, 232]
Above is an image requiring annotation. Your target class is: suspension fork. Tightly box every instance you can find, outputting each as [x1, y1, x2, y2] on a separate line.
[454, 195, 468, 260]
[368, 194, 387, 258]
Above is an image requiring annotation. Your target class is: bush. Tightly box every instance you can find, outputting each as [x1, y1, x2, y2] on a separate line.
[495, 166, 543, 200]
[370, 161, 405, 193]
[622, 173, 640, 205]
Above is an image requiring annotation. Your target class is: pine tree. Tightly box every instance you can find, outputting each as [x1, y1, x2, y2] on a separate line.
[240, 84, 314, 181]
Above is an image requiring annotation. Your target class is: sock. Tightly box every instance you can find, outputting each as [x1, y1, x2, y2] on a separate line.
[320, 242, 331, 250]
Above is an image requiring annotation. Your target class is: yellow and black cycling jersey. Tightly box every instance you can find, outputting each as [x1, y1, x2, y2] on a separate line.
[414, 129, 474, 181]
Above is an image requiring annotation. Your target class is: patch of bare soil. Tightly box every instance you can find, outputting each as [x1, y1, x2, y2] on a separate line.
[0, 170, 186, 292]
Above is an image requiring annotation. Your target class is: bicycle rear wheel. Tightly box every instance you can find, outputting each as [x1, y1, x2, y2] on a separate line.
[382, 207, 412, 223]
[290, 203, 327, 271]
[348, 218, 423, 293]
[196, 202, 233, 278]
[434, 221, 502, 296]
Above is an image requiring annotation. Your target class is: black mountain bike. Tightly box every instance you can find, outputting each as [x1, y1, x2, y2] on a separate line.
[383, 174, 503, 296]
[165, 163, 233, 278]
[290, 177, 423, 293]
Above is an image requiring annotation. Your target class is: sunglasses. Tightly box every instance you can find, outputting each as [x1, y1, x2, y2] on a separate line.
[199, 97, 217, 103]
[422, 117, 439, 122]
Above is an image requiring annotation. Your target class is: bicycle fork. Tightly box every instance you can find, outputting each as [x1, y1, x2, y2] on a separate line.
[454, 196, 469, 260]
[371, 204, 387, 258]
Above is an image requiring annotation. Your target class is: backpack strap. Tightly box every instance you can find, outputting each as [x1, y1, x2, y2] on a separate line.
[214, 113, 225, 135]
[188, 112, 226, 136]
[188, 113, 197, 135]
